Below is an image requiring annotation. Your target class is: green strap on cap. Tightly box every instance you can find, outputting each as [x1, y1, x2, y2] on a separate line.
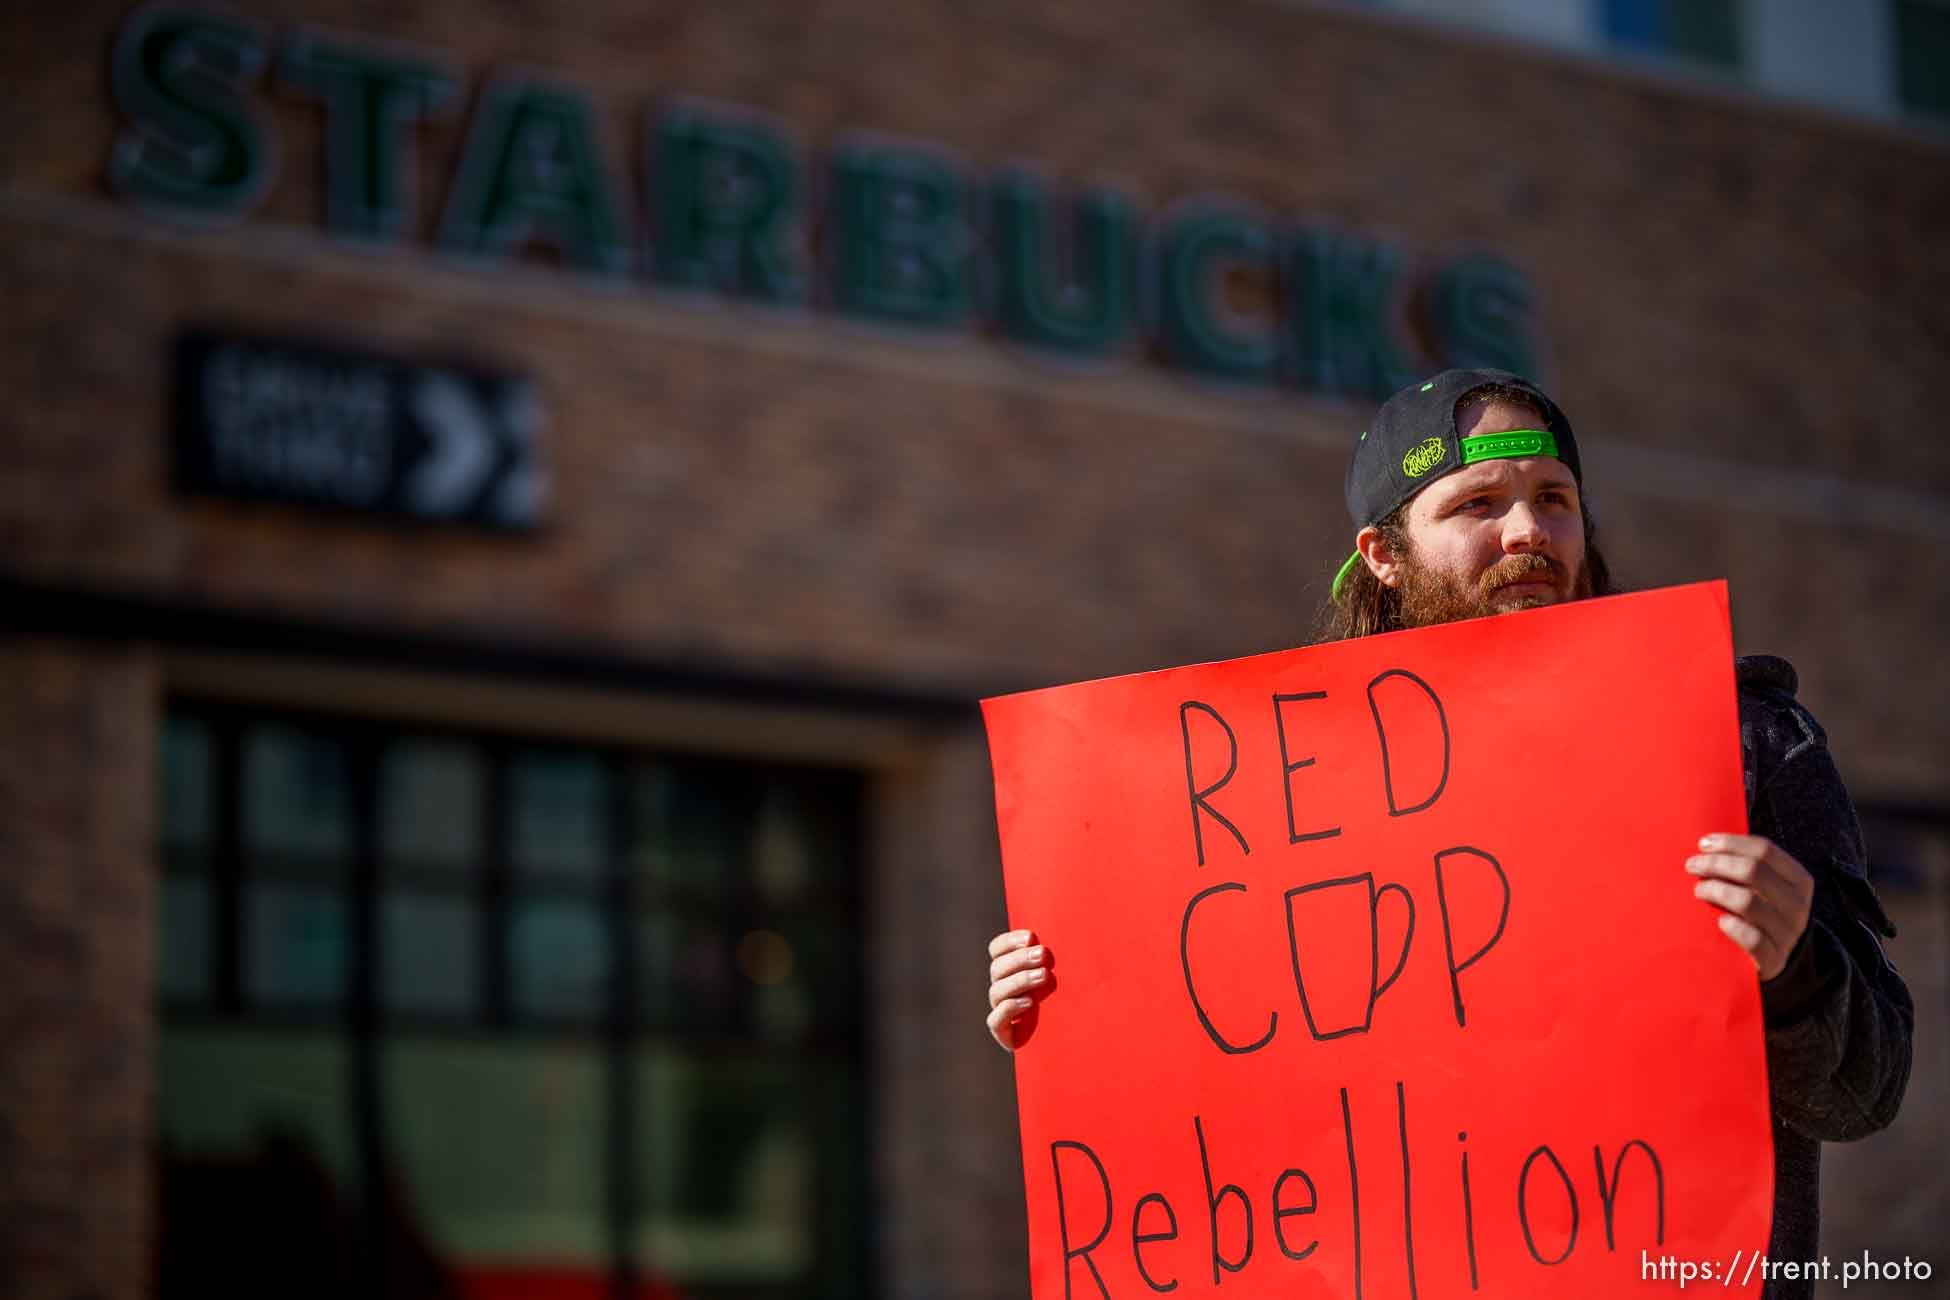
[1332, 428, 1560, 603]
[1460, 427, 1556, 464]
[1331, 550, 1364, 601]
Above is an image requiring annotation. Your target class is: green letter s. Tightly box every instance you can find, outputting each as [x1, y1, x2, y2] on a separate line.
[108, 5, 275, 220]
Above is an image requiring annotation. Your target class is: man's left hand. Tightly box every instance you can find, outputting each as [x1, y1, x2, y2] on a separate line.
[1688, 832, 1815, 982]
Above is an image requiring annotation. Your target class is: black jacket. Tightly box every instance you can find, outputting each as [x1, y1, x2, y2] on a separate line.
[1736, 656, 1912, 1298]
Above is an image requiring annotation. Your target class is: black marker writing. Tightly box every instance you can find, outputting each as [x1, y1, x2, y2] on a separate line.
[1273, 691, 1342, 844]
[1197, 1115, 1253, 1284]
[1433, 846, 1511, 1029]
[1271, 1168, 1318, 1262]
[1180, 701, 1249, 865]
[1396, 1080, 1419, 1300]
[1284, 872, 1416, 1041]
[1594, 1140, 1666, 1250]
[1342, 1087, 1365, 1300]
[1367, 669, 1450, 817]
[1458, 1131, 1480, 1292]
[1517, 1143, 1580, 1267]
[1132, 1191, 1180, 1293]
[1051, 1140, 1113, 1300]
[1181, 882, 1277, 1054]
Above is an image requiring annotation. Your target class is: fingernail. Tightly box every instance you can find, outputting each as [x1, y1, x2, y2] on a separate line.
[1027, 969, 1047, 985]
[1027, 946, 1044, 960]
[1698, 835, 1718, 850]
[1685, 856, 1705, 873]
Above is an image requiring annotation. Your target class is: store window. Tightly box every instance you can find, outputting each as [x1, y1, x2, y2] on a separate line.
[1895, 0, 1950, 118]
[1601, 0, 1743, 70]
[156, 703, 870, 1300]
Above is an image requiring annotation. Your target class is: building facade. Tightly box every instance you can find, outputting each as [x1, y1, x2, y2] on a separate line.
[2, 2, 1946, 1298]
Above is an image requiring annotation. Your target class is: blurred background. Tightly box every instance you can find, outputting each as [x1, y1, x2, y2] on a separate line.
[1, 0, 1946, 1297]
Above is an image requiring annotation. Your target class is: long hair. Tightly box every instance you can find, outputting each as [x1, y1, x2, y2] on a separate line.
[1313, 499, 1614, 644]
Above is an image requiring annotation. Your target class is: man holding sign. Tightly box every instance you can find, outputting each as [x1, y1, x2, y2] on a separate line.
[983, 370, 1911, 1299]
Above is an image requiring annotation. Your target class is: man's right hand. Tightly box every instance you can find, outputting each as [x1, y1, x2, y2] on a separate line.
[986, 929, 1052, 1053]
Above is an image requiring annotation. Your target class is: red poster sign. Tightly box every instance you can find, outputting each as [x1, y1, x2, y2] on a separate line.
[982, 582, 1771, 1299]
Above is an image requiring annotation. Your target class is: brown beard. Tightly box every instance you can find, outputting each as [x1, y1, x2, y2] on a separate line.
[1396, 550, 1595, 629]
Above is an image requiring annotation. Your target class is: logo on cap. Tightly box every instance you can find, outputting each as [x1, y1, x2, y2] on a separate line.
[1402, 437, 1447, 478]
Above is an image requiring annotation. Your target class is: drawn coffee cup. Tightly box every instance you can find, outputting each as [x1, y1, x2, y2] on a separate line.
[1283, 872, 1416, 1040]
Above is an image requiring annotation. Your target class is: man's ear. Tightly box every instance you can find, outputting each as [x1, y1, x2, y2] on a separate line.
[1356, 524, 1405, 589]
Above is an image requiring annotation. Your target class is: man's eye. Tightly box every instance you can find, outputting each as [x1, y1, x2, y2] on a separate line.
[1539, 491, 1571, 507]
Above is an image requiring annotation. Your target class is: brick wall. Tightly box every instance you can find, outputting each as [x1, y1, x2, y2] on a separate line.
[0, 640, 159, 1300]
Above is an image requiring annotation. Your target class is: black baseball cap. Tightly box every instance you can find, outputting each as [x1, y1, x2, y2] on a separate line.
[1331, 368, 1582, 600]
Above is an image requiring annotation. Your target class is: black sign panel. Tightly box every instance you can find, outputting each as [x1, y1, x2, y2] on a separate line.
[173, 331, 545, 531]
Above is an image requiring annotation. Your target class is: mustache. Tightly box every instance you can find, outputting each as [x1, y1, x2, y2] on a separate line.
[1480, 553, 1566, 593]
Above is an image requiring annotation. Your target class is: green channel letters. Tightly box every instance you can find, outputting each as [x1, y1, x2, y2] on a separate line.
[1285, 227, 1418, 401]
[649, 104, 803, 303]
[108, 6, 275, 219]
[1154, 204, 1278, 381]
[102, 12, 1547, 388]
[830, 142, 972, 327]
[436, 76, 629, 274]
[1431, 254, 1537, 378]
[991, 172, 1134, 354]
[280, 33, 455, 242]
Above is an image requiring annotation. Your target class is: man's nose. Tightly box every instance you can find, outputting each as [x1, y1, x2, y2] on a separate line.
[1502, 503, 1549, 553]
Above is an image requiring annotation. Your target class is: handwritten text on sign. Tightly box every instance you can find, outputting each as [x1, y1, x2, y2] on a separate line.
[982, 583, 1771, 1299]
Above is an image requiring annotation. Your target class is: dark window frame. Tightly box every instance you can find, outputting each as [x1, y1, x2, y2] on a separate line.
[158, 694, 873, 1300]
[1895, 0, 1950, 119]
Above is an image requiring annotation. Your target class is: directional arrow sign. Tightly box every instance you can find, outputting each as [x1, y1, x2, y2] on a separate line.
[407, 372, 501, 517]
[173, 330, 546, 531]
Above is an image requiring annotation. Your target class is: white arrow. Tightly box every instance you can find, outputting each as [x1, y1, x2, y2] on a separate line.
[406, 373, 497, 517]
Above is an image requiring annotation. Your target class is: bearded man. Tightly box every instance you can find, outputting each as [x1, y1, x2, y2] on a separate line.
[983, 369, 1912, 1300]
